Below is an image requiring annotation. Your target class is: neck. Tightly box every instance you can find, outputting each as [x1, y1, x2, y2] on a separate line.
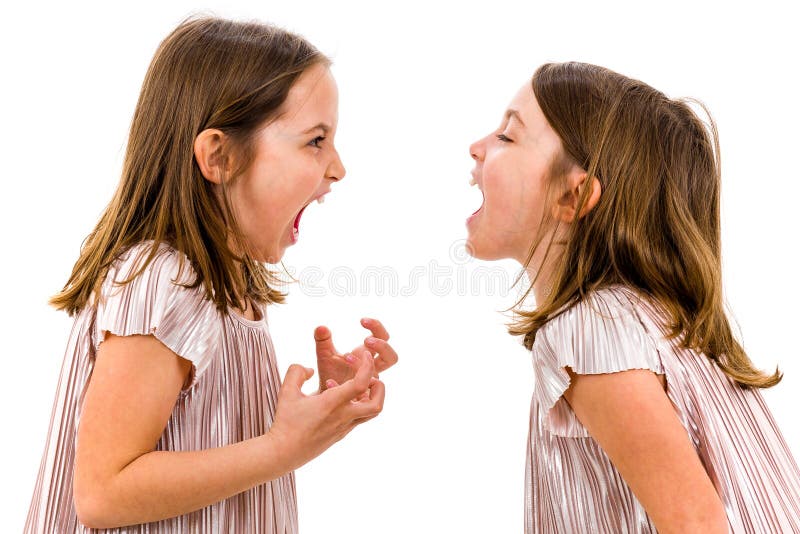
[521, 242, 564, 305]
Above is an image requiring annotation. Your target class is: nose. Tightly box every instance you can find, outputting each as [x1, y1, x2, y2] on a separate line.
[470, 137, 485, 162]
[327, 149, 346, 182]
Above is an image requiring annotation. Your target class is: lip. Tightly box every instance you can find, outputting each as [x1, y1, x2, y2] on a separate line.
[290, 189, 332, 244]
[468, 173, 484, 219]
[293, 205, 307, 231]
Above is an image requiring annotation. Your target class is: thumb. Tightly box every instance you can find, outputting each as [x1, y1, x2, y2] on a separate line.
[314, 325, 336, 356]
[281, 364, 314, 397]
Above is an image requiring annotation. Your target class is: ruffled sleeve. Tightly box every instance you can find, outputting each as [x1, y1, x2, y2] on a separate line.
[92, 242, 221, 393]
[532, 287, 665, 437]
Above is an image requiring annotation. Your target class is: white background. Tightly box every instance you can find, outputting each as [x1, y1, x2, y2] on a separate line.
[2, 1, 798, 532]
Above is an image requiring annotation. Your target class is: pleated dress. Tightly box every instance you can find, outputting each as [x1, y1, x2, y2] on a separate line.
[525, 285, 800, 533]
[25, 242, 297, 533]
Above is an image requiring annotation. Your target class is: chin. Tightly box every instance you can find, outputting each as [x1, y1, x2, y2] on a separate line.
[252, 244, 285, 265]
[469, 230, 524, 262]
[466, 235, 500, 261]
[267, 249, 287, 264]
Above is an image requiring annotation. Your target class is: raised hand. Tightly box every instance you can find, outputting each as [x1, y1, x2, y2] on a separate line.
[268, 351, 385, 472]
[314, 317, 399, 392]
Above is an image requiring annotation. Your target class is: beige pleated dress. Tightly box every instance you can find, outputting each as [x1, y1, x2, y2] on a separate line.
[525, 285, 800, 533]
[25, 242, 297, 533]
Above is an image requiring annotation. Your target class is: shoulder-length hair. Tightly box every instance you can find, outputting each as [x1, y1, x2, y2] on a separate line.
[51, 16, 330, 316]
[510, 62, 780, 388]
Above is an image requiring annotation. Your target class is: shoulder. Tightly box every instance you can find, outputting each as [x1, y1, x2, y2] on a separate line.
[108, 241, 197, 286]
[93, 241, 221, 362]
[531, 285, 668, 437]
[538, 285, 649, 340]
[95, 240, 209, 315]
[534, 285, 664, 375]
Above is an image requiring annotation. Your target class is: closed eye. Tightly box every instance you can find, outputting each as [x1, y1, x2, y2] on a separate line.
[496, 133, 513, 143]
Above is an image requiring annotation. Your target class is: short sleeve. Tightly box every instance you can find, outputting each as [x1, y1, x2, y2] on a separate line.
[532, 287, 664, 437]
[92, 242, 221, 393]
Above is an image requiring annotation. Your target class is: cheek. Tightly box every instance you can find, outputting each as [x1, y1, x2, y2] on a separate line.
[483, 159, 524, 222]
[518, 175, 549, 222]
[236, 165, 281, 219]
[226, 166, 288, 249]
[484, 157, 548, 230]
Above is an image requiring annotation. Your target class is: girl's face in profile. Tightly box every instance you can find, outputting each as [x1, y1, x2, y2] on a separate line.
[229, 63, 345, 263]
[467, 81, 565, 264]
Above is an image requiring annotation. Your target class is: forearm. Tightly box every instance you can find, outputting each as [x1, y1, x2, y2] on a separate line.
[79, 433, 290, 529]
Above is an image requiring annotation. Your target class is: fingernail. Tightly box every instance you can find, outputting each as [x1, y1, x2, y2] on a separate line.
[345, 353, 355, 363]
[361, 317, 371, 324]
[365, 337, 377, 346]
[326, 379, 336, 388]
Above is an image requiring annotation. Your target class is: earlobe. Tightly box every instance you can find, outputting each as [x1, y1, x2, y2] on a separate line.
[193, 129, 227, 184]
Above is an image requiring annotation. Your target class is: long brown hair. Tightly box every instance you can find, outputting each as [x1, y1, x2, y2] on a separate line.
[51, 16, 329, 316]
[510, 62, 781, 388]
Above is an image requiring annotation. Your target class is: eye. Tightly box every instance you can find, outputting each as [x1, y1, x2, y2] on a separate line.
[496, 133, 513, 143]
[308, 135, 326, 148]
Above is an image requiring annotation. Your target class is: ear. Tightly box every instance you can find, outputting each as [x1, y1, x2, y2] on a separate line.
[193, 128, 229, 185]
[554, 171, 602, 223]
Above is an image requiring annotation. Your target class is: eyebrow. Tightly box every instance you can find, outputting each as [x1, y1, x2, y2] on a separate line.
[302, 122, 332, 135]
[504, 109, 525, 127]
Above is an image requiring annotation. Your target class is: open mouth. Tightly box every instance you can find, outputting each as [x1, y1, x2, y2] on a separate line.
[291, 192, 328, 242]
[471, 190, 485, 216]
[294, 205, 308, 232]
[470, 176, 485, 216]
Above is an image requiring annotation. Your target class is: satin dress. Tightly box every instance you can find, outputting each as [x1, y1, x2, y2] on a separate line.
[25, 242, 297, 533]
[525, 286, 800, 533]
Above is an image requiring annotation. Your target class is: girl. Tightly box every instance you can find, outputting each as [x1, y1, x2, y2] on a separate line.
[25, 17, 397, 533]
[466, 62, 800, 533]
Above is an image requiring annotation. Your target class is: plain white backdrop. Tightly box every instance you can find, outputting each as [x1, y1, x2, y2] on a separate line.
[2, 1, 798, 532]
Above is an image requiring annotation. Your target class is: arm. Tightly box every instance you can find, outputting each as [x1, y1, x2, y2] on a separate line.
[562, 368, 729, 534]
[74, 333, 382, 529]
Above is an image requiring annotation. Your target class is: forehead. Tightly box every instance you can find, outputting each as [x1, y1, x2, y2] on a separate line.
[279, 64, 338, 125]
[508, 80, 558, 140]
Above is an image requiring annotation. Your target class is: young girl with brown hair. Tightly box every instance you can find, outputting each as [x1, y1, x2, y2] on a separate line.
[25, 16, 397, 533]
[466, 62, 800, 533]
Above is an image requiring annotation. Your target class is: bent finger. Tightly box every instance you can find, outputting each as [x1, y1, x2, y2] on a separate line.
[281, 364, 314, 397]
[364, 337, 398, 372]
[350, 379, 385, 420]
[324, 351, 375, 404]
[361, 317, 390, 341]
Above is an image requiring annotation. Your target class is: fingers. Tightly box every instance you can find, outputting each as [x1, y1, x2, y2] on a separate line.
[282, 364, 314, 397]
[350, 349, 375, 392]
[364, 336, 399, 373]
[361, 318, 397, 372]
[324, 378, 339, 390]
[349, 377, 385, 420]
[361, 317, 390, 341]
[323, 350, 375, 405]
[354, 343, 378, 358]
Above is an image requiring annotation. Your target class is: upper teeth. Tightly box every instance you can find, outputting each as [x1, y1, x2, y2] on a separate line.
[316, 195, 325, 204]
[469, 177, 477, 186]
